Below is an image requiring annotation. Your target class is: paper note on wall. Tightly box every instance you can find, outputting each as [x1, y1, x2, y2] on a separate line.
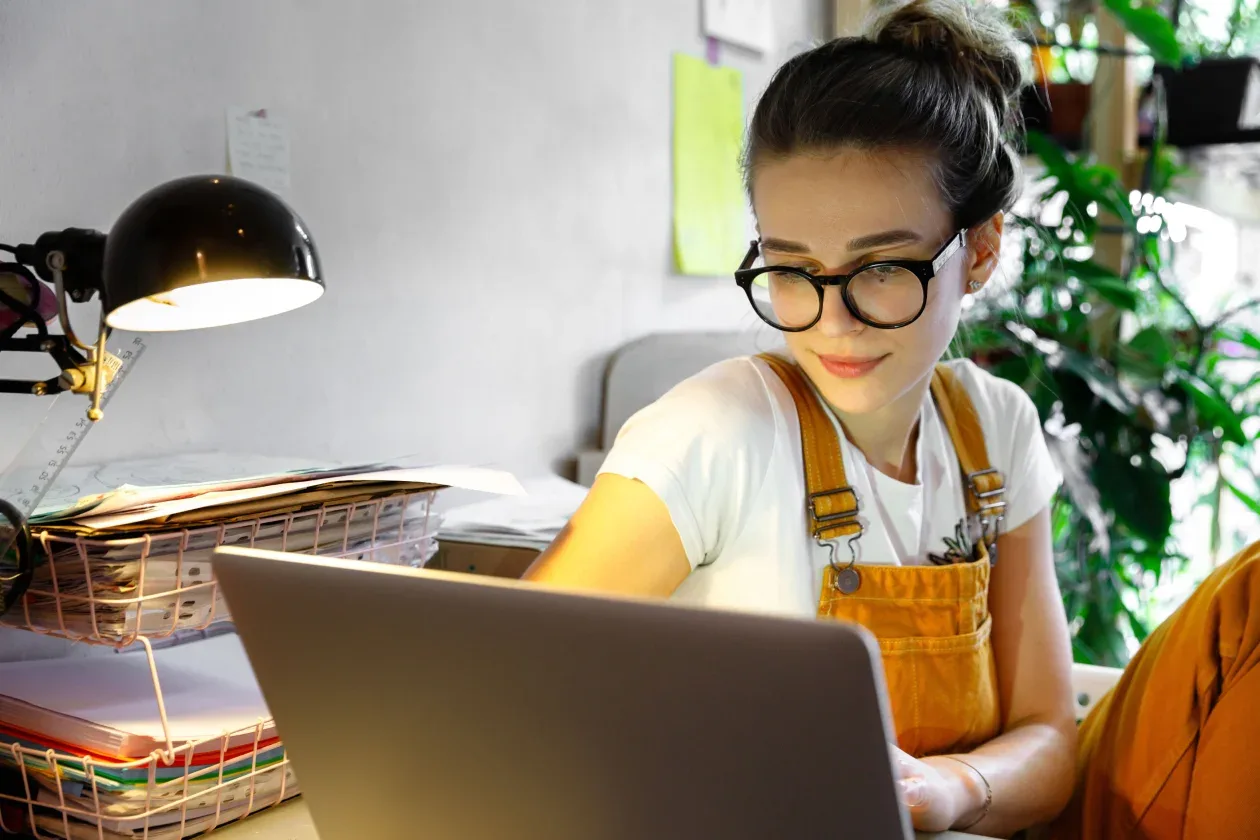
[226, 106, 291, 194]
[672, 53, 746, 277]
[702, 0, 773, 54]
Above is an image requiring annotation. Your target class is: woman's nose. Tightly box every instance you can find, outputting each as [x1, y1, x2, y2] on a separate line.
[814, 286, 863, 337]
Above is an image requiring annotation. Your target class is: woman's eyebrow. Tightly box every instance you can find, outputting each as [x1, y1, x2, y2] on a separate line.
[759, 237, 812, 255]
[846, 229, 922, 250]
[759, 229, 923, 256]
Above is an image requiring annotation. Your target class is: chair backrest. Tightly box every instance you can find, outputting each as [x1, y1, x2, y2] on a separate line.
[598, 331, 778, 448]
[1071, 663, 1123, 722]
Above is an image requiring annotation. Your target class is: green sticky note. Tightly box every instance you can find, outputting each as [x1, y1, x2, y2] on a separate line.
[672, 53, 746, 277]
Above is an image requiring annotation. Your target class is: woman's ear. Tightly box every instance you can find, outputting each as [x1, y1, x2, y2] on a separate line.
[963, 214, 1004, 294]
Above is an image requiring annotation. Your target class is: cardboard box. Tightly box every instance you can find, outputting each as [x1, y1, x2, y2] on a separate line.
[430, 540, 541, 580]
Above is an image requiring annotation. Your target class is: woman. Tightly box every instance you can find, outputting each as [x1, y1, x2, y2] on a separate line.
[528, 1, 1260, 836]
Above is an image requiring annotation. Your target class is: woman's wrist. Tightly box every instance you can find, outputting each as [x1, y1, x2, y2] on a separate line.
[933, 754, 991, 829]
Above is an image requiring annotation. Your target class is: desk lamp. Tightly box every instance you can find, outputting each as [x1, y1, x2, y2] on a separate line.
[0, 174, 324, 613]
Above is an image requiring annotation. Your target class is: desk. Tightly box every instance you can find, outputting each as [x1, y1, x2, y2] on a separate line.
[206, 797, 996, 839]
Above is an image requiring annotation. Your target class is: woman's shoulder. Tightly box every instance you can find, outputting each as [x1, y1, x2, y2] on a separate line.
[601, 355, 789, 568]
[635, 355, 787, 437]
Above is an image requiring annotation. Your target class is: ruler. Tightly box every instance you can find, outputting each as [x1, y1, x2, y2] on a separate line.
[0, 335, 146, 554]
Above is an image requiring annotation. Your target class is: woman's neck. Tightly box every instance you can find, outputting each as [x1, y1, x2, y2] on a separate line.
[830, 377, 931, 484]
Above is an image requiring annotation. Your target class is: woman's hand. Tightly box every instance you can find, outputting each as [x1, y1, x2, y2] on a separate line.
[891, 746, 986, 832]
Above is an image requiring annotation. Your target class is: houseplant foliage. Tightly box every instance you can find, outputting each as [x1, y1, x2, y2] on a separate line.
[964, 130, 1260, 665]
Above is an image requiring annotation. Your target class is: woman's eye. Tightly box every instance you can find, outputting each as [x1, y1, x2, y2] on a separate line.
[770, 270, 810, 283]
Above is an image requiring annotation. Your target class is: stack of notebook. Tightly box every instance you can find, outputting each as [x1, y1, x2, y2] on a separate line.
[0, 633, 293, 839]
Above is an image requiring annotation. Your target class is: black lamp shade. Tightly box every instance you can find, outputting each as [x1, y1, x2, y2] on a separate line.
[102, 175, 323, 332]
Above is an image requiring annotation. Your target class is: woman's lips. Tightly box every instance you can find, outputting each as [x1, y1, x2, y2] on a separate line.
[816, 353, 888, 379]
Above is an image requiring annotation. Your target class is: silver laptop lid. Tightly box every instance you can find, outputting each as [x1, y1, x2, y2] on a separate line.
[213, 547, 911, 840]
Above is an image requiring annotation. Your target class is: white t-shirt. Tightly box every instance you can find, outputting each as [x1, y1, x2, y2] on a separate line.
[598, 356, 1062, 619]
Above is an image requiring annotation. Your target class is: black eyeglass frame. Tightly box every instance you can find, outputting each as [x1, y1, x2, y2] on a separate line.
[733, 229, 969, 331]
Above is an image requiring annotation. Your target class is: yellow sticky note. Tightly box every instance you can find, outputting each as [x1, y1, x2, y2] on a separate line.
[672, 53, 746, 277]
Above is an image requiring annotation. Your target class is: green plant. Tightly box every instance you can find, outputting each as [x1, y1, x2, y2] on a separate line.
[963, 131, 1260, 666]
[1018, 0, 1184, 66]
[1177, 0, 1260, 57]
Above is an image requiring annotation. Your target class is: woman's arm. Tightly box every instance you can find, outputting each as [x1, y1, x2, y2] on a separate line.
[925, 506, 1078, 836]
[522, 473, 691, 598]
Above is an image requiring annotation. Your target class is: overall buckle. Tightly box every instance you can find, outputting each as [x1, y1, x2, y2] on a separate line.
[808, 486, 860, 522]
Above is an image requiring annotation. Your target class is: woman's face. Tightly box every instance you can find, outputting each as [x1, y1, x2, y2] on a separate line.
[749, 148, 1000, 416]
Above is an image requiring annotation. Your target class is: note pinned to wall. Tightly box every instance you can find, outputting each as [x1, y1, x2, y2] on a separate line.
[702, 0, 773, 55]
[672, 53, 746, 278]
[226, 106, 291, 194]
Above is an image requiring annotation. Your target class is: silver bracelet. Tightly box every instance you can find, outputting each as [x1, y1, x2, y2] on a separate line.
[945, 755, 992, 830]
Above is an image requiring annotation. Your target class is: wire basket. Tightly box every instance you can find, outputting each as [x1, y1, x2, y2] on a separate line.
[0, 715, 296, 839]
[1, 489, 439, 647]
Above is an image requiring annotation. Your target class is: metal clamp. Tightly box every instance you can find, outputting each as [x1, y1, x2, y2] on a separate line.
[819, 527, 862, 565]
[808, 486, 861, 522]
[0, 498, 34, 617]
[966, 468, 1006, 500]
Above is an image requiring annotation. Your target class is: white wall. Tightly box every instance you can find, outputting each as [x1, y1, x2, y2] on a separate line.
[0, 0, 826, 478]
[0, 1, 827, 660]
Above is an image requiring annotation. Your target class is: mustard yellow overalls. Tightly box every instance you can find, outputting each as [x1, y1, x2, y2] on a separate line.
[761, 354, 1006, 758]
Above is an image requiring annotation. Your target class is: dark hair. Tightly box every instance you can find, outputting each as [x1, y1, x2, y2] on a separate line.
[744, 0, 1028, 230]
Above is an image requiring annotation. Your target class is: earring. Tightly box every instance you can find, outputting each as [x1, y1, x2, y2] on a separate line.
[968, 281, 984, 292]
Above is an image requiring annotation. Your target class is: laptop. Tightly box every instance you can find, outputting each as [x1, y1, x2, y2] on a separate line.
[212, 546, 913, 840]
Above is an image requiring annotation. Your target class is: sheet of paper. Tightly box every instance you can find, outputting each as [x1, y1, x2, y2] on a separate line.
[439, 473, 588, 548]
[702, 0, 773, 54]
[672, 53, 746, 277]
[35, 452, 339, 519]
[0, 633, 271, 758]
[64, 465, 523, 531]
[226, 106, 291, 194]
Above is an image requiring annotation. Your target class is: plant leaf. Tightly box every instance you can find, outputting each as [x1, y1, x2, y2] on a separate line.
[1225, 480, 1260, 519]
[1084, 278, 1141, 310]
[1117, 326, 1174, 379]
[1025, 131, 1074, 184]
[1055, 352, 1135, 414]
[1173, 371, 1249, 445]
[1102, 0, 1184, 65]
[1122, 601, 1152, 644]
[1094, 449, 1173, 544]
[1219, 325, 1260, 354]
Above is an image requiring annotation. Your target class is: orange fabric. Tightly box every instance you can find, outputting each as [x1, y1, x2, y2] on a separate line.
[1050, 540, 1260, 840]
[759, 354, 1004, 758]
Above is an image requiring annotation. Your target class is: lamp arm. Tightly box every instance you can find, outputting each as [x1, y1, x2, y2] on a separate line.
[50, 251, 97, 353]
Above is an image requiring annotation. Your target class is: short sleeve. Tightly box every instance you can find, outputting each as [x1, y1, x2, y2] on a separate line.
[597, 358, 779, 569]
[952, 360, 1062, 532]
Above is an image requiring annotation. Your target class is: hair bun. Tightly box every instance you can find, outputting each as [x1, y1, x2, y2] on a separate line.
[863, 0, 1026, 131]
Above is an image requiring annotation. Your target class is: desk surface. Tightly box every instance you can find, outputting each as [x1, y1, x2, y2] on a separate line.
[210, 797, 994, 839]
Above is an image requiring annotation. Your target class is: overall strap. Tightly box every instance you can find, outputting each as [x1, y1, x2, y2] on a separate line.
[756, 353, 860, 544]
[758, 353, 1008, 560]
[929, 363, 1007, 557]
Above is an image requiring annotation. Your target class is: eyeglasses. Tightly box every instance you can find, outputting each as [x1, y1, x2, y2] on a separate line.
[734, 230, 968, 332]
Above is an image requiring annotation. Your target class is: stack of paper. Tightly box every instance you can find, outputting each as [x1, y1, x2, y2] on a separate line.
[17, 493, 436, 638]
[4, 454, 523, 639]
[438, 474, 589, 550]
[0, 634, 297, 838]
[32, 456, 521, 534]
